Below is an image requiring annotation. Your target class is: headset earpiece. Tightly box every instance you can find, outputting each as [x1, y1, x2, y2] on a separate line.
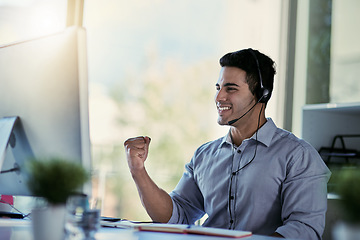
[248, 49, 271, 103]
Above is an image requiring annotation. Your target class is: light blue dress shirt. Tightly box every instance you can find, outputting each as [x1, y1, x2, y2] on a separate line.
[168, 118, 331, 239]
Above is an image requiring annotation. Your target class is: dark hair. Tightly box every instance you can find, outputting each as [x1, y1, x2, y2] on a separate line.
[219, 48, 276, 102]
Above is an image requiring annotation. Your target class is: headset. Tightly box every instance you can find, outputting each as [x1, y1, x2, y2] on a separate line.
[248, 48, 271, 103]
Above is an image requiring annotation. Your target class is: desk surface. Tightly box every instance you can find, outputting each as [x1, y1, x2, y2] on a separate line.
[0, 219, 284, 240]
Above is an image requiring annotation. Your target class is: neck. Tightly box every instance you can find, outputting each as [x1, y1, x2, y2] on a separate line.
[230, 104, 266, 146]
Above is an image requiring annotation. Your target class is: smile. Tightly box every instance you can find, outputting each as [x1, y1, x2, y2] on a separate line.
[218, 106, 231, 111]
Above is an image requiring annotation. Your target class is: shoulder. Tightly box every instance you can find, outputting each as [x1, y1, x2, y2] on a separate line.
[272, 128, 329, 175]
[261, 119, 313, 153]
[272, 127, 316, 153]
[194, 136, 225, 155]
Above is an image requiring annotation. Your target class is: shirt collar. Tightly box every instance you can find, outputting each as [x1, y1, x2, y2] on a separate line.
[254, 118, 276, 147]
[219, 118, 277, 149]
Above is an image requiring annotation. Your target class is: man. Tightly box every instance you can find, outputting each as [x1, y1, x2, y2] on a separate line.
[124, 48, 331, 239]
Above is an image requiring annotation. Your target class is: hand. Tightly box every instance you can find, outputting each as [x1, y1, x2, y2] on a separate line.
[124, 136, 151, 174]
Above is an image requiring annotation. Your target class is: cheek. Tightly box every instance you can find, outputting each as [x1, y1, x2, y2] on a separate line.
[233, 95, 254, 110]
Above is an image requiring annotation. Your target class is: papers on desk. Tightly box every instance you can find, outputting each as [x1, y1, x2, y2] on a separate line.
[101, 220, 252, 238]
[135, 224, 252, 238]
[100, 219, 142, 228]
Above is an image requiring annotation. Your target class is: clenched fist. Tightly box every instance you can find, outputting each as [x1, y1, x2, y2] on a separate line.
[124, 136, 151, 175]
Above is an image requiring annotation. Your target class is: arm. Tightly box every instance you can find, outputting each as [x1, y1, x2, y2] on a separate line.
[276, 146, 331, 239]
[168, 161, 205, 224]
[124, 136, 173, 223]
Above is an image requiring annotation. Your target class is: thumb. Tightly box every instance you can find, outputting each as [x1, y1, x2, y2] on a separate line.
[144, 136, 151, 147]
[143, 136, 151, 158]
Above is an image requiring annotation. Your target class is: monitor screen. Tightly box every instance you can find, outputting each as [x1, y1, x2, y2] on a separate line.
[0, 27, 91, 197]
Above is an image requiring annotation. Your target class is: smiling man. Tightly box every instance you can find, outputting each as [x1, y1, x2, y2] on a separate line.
[124, 49, 331, 239]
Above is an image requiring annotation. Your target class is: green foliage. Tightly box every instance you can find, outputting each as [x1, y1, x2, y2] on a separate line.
[109, 59, 219, 178]
[334, 168, 360, 223]
[26, 158, 89, 205]
[94, 56, 223, 219]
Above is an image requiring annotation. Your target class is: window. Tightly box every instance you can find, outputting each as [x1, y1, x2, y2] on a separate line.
[84, 0, 284, 220]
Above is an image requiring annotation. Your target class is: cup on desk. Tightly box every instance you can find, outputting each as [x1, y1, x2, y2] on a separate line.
[65, 194, 101, 240]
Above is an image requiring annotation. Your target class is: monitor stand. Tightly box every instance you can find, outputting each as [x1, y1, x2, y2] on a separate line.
[0, 117, 20, 174]
[0, 116, 34, 172]
[0, 116, 33, 219]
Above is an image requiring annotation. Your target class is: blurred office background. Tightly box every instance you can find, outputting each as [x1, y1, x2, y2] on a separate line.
[0, 0, 359, 221]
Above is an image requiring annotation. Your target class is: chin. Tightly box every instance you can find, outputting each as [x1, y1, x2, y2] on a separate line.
[217, 118, 228, 126]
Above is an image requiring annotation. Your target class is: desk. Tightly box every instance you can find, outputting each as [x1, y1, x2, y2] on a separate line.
[0, 219, 284, 240]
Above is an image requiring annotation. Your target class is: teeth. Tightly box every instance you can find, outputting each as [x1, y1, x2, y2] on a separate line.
[219, 106, 231, 111]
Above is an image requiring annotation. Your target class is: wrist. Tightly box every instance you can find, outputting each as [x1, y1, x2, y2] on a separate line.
[130, 166, 147, 179]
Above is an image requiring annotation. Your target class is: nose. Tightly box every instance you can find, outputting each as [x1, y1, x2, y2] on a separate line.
[215, 87, 226, 103]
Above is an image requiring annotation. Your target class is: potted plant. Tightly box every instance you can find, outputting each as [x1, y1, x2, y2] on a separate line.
[26, 157, 89, 240]
[332, 167, 360, 240]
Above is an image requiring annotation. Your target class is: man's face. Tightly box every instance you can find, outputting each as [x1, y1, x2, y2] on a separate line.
[215, 66, 256, 125]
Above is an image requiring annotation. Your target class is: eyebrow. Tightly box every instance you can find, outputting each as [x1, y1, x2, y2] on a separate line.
[216, 83, 240, 87]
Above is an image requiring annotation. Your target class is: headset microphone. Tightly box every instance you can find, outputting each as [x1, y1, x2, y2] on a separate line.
[227, 96, 263, 125]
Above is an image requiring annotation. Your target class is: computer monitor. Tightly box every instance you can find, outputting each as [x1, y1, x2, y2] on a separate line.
[0, 27, 91, 197]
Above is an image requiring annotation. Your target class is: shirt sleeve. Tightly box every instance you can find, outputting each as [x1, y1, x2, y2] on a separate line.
[168, 159, 205, 224]
[275, 144, 331, 239]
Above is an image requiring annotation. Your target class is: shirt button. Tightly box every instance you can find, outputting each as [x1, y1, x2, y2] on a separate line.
[230, 196, 234, 200]
[237, 149, 241, 154]
[230, 220, 234, 224]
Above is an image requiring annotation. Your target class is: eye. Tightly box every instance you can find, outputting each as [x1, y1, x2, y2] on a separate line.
[226, 87, 237, 92]
[215, 84, 220, 91]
